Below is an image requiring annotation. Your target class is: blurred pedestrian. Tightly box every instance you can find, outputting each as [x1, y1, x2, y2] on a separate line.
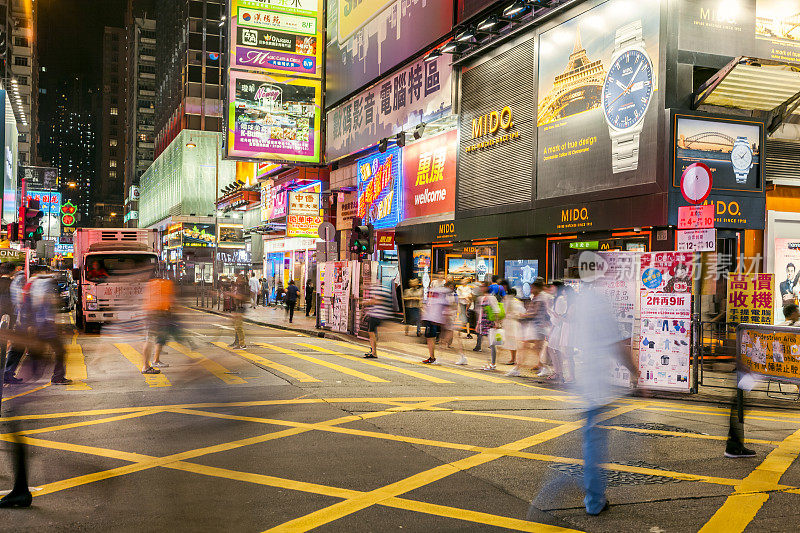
[1, 262, 24, 384]
[526, 279, 552, 378]
[25, 266, 71, 385]
[568, 282, 637, 515]
[403, 277, 423, 336]
[228, 271, 250, 349]
[285, 280, 300, 323]
[489, 275, 506, 298]
[503, 288, 525, 372]
[547, 281, 576, 383]
[141, 271, 177, 374]
[249, 272, 260, 308]
[473, 282, 503, 370]
[362, 281, 394, 358]
[456, 277, 472, 338]
[305, 279, 315, 317]
[421, 278, 454, 364]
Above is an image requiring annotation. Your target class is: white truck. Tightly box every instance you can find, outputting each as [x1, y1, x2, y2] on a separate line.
[73, 228, 160, 331]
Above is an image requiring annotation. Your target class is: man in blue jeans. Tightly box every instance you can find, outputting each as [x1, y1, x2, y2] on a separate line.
[568, 284, 638, 515]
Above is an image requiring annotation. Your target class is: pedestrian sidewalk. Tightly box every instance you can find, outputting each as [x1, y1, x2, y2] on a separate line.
[186, 299, 800, 410]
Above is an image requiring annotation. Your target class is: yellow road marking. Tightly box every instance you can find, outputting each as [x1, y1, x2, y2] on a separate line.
[599, 424, 780, 446]
[256, 342, 388, 383]
[167, 342, 247, 385]
[114, 343, 171, 387]
[638, 406, 800, 424]
[66, 333, 91, 390]
[451, 410, 571, 425]
[699, 426, 800, 532]
[295, 342, 453, 384]
[212, 342, 320, 382]
[1, 382, 52, 402]
[266, 404, 641, 532]
[0, 410, 164, 439]
[332, 340, 515, 384]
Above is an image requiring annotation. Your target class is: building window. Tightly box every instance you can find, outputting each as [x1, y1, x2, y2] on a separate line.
[110, 139, 117, 147]
[109, 171, 117, 178]
[17, 76, 27, 86]
[110, 107, 118, 116]
[110, 160, 117, 168]
[14, 37, 29, 48]
[14, 57, 28, 67]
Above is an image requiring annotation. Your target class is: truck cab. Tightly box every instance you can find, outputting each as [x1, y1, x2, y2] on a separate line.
[73, 229, 159, 331]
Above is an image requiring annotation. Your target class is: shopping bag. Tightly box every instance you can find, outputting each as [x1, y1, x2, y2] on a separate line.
[490, 328, 505, 346]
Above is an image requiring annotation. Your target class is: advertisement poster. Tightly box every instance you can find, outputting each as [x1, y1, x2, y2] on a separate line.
[326, 261, 352, 333]
[229, 0, 323, 78]
[182, 223, 216, 247]
[755, 1, 800, 63]
[505, 260, 539, 299]
[675, 116, 762, 191]
[773, 238, 800, 323]
[402, 130, 457, 219]
[260, 181, 274, 222]
[677, 0, 757, 57]
[218, 225, 245, 247]
[227, 70, 322, 163]
[287, 190, 322, 238]
[335, 191, 358, 230]
[326, 53, 453, 161]
[598, 252, 640, 386]
[317, 262, 327, 327]
[727, 273, 774, 324]
[20, 166, 58, 191]
[739, 325, 800, 384]
[325, 0, 453, 106]
[356, 146, 403, 229]
[639, 252, 694, 293]
[537, 0, 660, 199]
[26, 191, 61, 214]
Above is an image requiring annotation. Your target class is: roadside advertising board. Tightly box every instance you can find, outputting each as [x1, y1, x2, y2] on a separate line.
[287, 190, 322, 238]
[676, 228, 716, 252]
[402, 130, 457, 220]
[727, 273, 774, 325]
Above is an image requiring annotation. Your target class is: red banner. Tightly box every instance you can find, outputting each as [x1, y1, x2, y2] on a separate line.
[375, 231, 395, 251]
[402, 130, 457, 219]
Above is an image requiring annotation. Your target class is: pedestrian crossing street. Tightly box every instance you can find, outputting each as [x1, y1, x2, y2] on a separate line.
[59, 332, 541, 392]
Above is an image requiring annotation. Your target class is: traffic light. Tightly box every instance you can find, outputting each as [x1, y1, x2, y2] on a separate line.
[6, 222, 18, 242]
[23, 198, 44, 243]
[349, 217, 374, 259]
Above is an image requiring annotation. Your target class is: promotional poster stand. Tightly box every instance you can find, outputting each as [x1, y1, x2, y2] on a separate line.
[737, 323, 800, 401]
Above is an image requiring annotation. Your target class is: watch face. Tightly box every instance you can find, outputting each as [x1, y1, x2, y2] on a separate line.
[731, 143, 753, 171]
[602, 49, 654, 130]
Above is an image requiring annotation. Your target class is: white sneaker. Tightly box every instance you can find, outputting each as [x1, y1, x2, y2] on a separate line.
[482, 364, 496, 371]
[536, 368, 553, 378]
[505, 368, 521, 377]
[152, 361, 169, 368]
[455, 356, 468, 365]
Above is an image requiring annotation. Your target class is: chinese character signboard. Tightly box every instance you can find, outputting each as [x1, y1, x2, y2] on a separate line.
[774, 238, 800, 324]
[325, 53, 452, 161]
[678, 204, 714, 230]
[356, 147, 403, 230]
[260, 181, 274, 222]
[27, 191, 62, 214]
[287, 190, 322, 238]
[727, 274, 774, 325]
[335, 191, 358, 230]
[738, 325, 800, 384]
[676, 228, 716, 252]
[229, 0, 323, 78]
[402, 130, 456, 219]
[226, 70, 322, 163]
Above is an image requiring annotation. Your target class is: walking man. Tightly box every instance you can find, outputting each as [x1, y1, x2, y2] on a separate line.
[249, 272, 260, 308]
[229, 271, 250, 349]
[305, 279, 315, 317]
[141, 271, 177, 374]
[362, 281, 394, 358]
[285, 280, 300, 323]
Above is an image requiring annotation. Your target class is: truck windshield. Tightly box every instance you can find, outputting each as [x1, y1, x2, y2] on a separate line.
[85, 253, 157, 283]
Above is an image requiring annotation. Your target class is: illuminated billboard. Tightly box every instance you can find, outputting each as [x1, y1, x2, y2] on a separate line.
[356, 147, 403, 230]
[226, 70, 322, 163]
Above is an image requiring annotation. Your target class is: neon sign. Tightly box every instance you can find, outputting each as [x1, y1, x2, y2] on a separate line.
[356, 146, 403, 230]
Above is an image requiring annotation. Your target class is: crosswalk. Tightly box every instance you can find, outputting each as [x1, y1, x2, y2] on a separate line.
[46, 336, 537, 392]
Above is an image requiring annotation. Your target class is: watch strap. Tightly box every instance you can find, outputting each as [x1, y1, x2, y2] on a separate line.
[615, 20, 644, 51]
[611, 131, 641, 173]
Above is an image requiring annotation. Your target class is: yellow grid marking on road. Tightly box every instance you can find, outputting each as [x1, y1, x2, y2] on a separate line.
[699, 426, 800, 532]
[638, 405, 800, 424]
[256, 342, 388, 383]
[0, 409, 164, 438]
[114, 343, 171, 387]
[1, 382, 52, 402]
[451, 410, 572, 425]
[166, 342, 247, 385]
[599, 424, 781, 446]
[66, 332, 91, 390]
[265, 404, 641, 532]
[212, 342, 320, 382]
[294, 342, 453, 384]
[331, 340, 516, 384]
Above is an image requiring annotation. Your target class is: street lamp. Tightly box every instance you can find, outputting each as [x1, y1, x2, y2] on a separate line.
[67, 182, 77, 188]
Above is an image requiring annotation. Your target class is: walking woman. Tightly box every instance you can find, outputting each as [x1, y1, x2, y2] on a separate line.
[502, 288, 526, 373]
[305, 279, 315, 317]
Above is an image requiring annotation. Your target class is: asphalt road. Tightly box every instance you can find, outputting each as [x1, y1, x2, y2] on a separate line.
[1, 307, 799, 532]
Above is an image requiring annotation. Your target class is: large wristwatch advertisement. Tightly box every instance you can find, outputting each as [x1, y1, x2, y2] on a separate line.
[601, 21, 654, 174]
[536, 0, 660, 200]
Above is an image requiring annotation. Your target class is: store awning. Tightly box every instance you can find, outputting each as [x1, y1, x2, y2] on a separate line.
[693, 57, 800, 134]
[216, 189, 260, 211]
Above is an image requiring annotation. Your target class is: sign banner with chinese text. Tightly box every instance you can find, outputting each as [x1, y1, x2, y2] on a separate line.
[738, 324, 800, 385]
[335, 191, 358, 230]
[226, 70, 322, 163]
[26, 191, 62, 214]
[727, 273, 774, 325]
[638, 252, 693, 392]
[287, 190, 321, 238]
[356, 146, 403, 230]
[325, 0, 453, 106]
[678, 204, 715, 230]
[402, 130, 457, 219]
[774, 238, 800, 324]
[676, 228, 716, 252]
[375, 231, 395, 251]
[229, 0, 323, 78]
[325, 53, 452, 161]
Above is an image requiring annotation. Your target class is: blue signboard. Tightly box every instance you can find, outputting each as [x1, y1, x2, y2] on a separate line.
[356, 146, 403, 230]
[27, 190, 62, 214]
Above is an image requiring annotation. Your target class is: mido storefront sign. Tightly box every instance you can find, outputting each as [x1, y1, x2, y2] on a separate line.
[465, 105, 520, 153]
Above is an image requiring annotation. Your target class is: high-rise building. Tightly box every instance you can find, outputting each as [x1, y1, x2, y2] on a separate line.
[39, 76, 97, 224]
[124, 0, 156, 227]
[3, 0, 38, 167]
[154, 0, 224, 157]
[97, 26, 127, 220]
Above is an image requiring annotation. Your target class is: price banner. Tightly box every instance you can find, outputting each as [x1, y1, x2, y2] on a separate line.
[676, 228, 716, 252]
[678, 204, 715, 230]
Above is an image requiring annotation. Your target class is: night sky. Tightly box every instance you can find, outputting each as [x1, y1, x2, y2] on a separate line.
[37, 0, 126, 88]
